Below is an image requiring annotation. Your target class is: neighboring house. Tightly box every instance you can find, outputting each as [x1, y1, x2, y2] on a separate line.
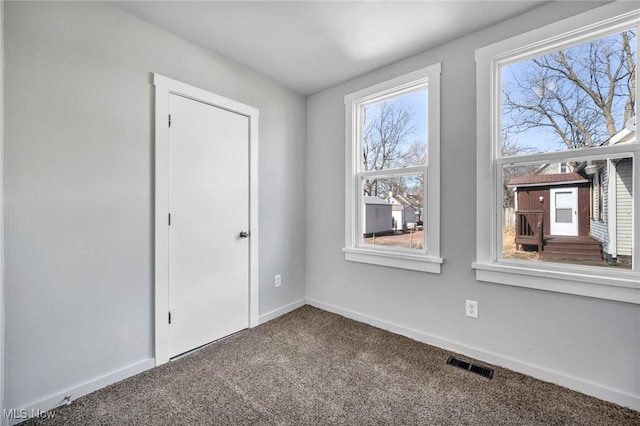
[509, 172, 591, 238]
[405, 193, 424, 224]
[534, 161, 577, 175]
[363, 196, 393, 236]
[507, 126, 635, 264]
[589, 128, 634, 265]
[387, 192, 420, 230]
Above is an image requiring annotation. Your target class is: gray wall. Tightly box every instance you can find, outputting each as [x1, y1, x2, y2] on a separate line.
[4, 1, 306, 409]
[0, 1, 5, 417]
[4, 0, 639, 415]
[306, 1, 640, 408]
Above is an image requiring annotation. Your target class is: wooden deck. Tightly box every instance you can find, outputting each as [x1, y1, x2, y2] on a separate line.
[539, 236, 603, 261]
[514, 210, 603, 261]
[514, 211, 543, 252]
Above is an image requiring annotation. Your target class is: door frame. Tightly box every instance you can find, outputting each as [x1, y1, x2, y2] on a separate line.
[153, 74, 259, 366]
[550, 187, 579, 236]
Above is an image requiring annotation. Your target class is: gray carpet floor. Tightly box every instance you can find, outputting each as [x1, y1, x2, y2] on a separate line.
[21, 305, 640, 425]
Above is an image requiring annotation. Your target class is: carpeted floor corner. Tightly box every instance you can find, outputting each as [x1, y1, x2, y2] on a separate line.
[20, 305, 640, 425]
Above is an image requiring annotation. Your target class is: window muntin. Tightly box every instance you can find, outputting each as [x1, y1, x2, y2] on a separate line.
[474, 4, 639, 302]
[344, 63, 441, 273]
[498, 27, 636, 271]
[358, 90, 427, 252]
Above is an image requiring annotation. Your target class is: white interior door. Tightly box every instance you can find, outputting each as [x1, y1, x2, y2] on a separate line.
[168, 93, 249, 358]
[550, 187, 578, 236]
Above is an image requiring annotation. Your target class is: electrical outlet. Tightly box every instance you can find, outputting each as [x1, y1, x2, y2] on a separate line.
[275, 274, 281, 288]
[466, 300, 478, 318]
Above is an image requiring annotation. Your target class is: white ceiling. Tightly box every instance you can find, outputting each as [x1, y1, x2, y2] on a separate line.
[107, 1, 548, 95]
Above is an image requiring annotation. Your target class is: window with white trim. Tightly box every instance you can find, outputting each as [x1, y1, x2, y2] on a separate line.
[343, 64, 442, 273]
[474, 3, 639, 303]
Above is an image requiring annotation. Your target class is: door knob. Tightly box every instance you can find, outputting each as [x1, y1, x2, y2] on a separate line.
[239, 231, 250, 238]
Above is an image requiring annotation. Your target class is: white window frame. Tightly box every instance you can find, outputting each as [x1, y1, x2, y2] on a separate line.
[343, 63, 442, 273]
[473, 3, 640, 304]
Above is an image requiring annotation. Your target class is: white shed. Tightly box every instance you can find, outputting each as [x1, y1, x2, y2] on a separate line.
[363, 196, 393, 236]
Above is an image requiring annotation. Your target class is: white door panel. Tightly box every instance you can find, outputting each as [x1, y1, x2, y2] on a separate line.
[550, 187, 578, 236]
[168, 93, 249, 358]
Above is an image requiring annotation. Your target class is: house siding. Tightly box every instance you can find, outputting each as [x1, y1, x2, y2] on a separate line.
[590, 168, 609, 253]
[591, 158, 633, 260]
[616, 158, 633, 257]
[515, 183, 590, 237]
[364, 203, 392, 235]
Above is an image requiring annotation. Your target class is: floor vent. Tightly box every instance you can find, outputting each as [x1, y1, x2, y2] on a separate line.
[446, 356, 494, 379]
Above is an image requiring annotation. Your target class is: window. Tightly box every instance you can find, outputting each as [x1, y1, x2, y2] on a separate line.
[343, 64, 442, 273]
[559, 162, 568, 173]
[596, 171, 604, 222]
[474, 3, 639, 303]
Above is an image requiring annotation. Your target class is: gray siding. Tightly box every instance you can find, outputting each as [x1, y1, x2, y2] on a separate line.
[590, 168, 609, 253]
[616, 159, 633, 256]
[365, 204, 393, 234]
[591, 158, 634, 259]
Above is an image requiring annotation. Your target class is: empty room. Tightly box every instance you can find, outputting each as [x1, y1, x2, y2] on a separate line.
[1, 1, 639, 424]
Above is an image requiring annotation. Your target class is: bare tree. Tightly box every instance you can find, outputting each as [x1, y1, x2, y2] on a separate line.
[501, 134, 537, 209]
[401, 140, 427, 200]
[362, 101, 417, 196]
[400, 139, 426, 166]
[503, 30, 636, 150]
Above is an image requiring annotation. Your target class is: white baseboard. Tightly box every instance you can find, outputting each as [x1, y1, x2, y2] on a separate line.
[4, 298, 306, 426]
[4, 299, 636, 425]
[258, 298, 307, 324]
[306, 298, 640, 411]
[5, 358, 155, 426]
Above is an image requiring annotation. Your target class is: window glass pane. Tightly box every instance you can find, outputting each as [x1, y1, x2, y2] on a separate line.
[362, 89, 427, 171]
[597, 172, 604, 221]
[554, 191, 573, 206]
[361, 174, 424, 250]
[555, 208, 572, 223]
[502, 158, 632, 270]
[501, 29, 636, 155]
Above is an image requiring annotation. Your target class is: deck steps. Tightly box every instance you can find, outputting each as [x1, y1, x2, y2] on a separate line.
[540, 236, 602, 261]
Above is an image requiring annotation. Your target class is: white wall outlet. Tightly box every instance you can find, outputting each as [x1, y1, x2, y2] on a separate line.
[275, 274, 282, 288]
[466, 300, 478, 318]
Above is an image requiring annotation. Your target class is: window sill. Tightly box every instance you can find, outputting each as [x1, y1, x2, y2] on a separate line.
[343, 247, 443, 273]
[472, 261, 640, 304]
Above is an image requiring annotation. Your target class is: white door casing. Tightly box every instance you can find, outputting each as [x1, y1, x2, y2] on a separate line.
[550, 187, 578, 236]
[154, 74, 259, 365]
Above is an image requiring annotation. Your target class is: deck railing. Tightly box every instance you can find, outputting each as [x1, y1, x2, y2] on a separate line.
[515, 210, 543, 252]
